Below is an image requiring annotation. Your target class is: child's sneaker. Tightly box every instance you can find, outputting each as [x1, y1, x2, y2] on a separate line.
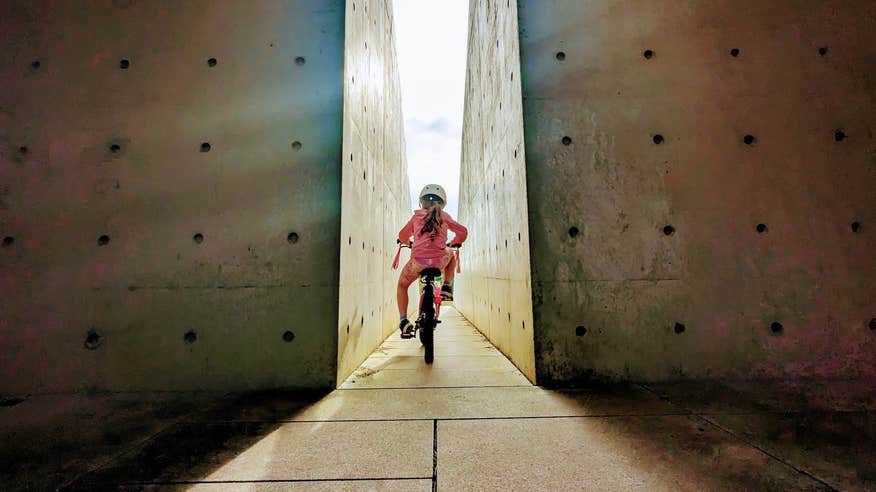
[399, 319, 415, 339]
[440, 284, 453, 302]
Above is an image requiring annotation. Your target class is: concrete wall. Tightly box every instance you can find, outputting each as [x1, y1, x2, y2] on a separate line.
[458, 0, 536, 382]
[336, 0, 411, 385]
[0, 1, 345, 393]
[517, 0, 876, 385]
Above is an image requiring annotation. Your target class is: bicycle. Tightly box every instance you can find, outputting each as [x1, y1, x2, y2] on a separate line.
[393, 241, 461, 364]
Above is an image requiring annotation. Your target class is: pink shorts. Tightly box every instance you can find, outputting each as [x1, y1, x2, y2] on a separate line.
[398, 250, 454, 286]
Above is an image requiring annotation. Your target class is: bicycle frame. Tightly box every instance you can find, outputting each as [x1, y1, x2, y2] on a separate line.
[394, 243, 460, 363]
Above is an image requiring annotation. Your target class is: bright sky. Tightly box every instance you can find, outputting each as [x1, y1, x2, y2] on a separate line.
[393, 0, 469, 218]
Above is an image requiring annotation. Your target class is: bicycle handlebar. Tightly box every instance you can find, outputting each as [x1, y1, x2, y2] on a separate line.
[396, 241, 461, 249]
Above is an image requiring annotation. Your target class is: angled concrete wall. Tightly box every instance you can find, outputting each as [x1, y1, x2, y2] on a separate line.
[0, 1, 345, 393]
[517, 0, 876, 384]
[336, 0, 411, 385]
[457, 0, 536, 382]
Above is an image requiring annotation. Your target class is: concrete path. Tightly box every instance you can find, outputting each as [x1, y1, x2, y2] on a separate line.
[4, 307, 873, 490]
[339, 307, 531, 389]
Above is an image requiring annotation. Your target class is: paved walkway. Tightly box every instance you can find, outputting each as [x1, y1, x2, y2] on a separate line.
[4, 307, 873, 490]
[339, 307, 531, 389]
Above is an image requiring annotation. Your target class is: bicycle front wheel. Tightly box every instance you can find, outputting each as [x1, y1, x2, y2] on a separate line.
[419, 283, 435, 364]
[419, 324, 433, 363]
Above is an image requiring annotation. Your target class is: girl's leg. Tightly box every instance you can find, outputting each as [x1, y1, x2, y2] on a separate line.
[397, 260, 419, 318]
[442, 249, 457, 285]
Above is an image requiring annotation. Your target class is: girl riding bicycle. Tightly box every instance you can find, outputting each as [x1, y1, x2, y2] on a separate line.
[396, 184, 468, 338]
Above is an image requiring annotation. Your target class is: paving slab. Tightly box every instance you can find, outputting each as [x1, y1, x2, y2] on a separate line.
[365, 343, 500, 358]
[645, 379, 876, 414]
[118, 479, 432, 491]
[357, 354, 520, 371]
[201, 420, 433, 482]
[705, 412, 876, 491]
[340, 367, 530, 389]
[0, 392, 222, 491]
[437, 416, 827, 491]
[72, 420, 433, 487]
[193, 386, 676, 422]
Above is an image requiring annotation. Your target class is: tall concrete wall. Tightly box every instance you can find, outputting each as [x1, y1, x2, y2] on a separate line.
[458, 0, 536, 382]
[0, 1, 345, 393]
[517, 0, 876, 384]
[336, 0, 411, 385]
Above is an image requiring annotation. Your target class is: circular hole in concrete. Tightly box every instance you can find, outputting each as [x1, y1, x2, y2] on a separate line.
[84, 329, 102, 350]
[295, 56, 306, 66]
[663, 225, 675, 236]
[207, 57, 218, 67]
[119, 59, 130, 69]
[575, 325, 587, 336]
[183, 330, 197, 344]
[193, 233, 204, 244]
[2, 236, 14, 248]
[818, 46, 828, 56]
[562, 136, 572, 146]
[756, 223, 768, 234]
[291, 141, 302, 151]
[555, 51, 566, 61]
[283, 330, 295, 342]
[31, 60, 41, 70]
[98, 235, 110, 246]
[109, 144, 121, 153]
[568, 226, 579, 238]
[869, 318, 876, 330]
[851, 221, 861, 233]
[200, 142, 211, 152]
[770, 321, 783, 334]
[653, 134, 665, 144]
[287, 232, 299, 244]
[18, 146, 27, 155]
[674, 322, 686, 334]
[730, 48, 740, 57]
[643, 49, 654, 59]
[743, 134, 756, 145]
[834, 130, 846, 142]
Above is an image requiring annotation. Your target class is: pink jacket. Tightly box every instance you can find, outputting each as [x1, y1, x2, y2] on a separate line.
[397, 209, 468, 261]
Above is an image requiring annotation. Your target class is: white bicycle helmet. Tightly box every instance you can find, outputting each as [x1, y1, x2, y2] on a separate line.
[419, 184, 447, 204]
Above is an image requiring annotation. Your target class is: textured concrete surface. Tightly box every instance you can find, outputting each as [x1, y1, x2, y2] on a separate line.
[2, 329, 874, 490]
[438, 416, 824, 491]
[514, 0, 876, 384]
[457, 0, 537, 383]
[336, 0, 412, 385]
[0, 0, 345, 393]
[198, 420, 433, 482]
[134, 481, 433, 492]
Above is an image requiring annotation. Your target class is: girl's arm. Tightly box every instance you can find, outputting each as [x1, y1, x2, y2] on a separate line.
[397, 217, 414, 245]
[445, 214, 468, 244]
